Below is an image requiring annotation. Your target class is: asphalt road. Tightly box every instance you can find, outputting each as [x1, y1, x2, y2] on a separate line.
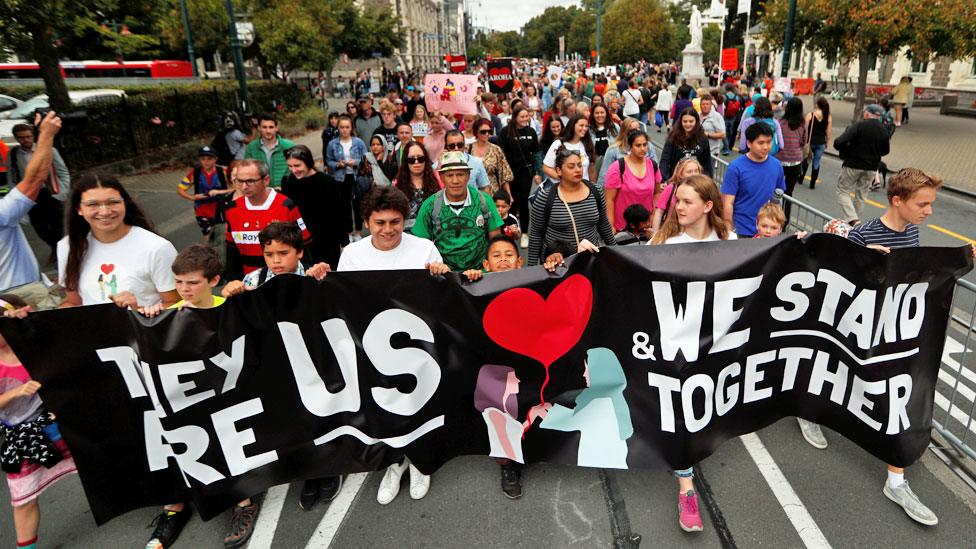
[2, 130, 976, 548]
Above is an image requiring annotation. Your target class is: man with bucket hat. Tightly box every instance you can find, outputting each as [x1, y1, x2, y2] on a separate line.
[412, 151, 504, 271]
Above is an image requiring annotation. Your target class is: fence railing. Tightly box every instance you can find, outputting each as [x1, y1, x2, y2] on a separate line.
[699, 151, 976, 463]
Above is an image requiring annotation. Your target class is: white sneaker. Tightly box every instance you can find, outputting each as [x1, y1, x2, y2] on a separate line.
[377, 462, 407, 505]
[519, 234, 529, 249]
[883, 480, 938, 526]
[408, 464, 430, 500]
[796, 418, 828, 449]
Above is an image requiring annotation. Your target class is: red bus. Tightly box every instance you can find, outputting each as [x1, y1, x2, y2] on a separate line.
[0, 60, 194, 79]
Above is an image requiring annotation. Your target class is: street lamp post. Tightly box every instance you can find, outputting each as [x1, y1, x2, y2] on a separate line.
[595, 0, 604, 66]
[779, 0, 797, 78]
[179, 0, 198, 77]
[225, 0, 250, 112]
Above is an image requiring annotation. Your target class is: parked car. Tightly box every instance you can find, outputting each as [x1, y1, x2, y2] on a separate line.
[0, 94, 24, 119]
[0, 88, 124, 145]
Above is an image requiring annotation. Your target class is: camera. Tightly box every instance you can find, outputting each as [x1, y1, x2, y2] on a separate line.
[33, 107, 87, 126]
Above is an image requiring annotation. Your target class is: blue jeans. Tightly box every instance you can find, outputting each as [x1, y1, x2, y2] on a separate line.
[810, 144, 826, 170]
[724, 117, 736, 152]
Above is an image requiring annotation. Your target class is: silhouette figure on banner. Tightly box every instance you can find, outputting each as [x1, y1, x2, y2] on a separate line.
[474, 364, 552, 463]
[539, 347, 633, 468]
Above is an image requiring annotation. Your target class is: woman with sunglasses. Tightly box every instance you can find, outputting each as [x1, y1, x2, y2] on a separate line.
[325, 114, 368, 242]
[393, 141, 441, 232]
[346, 101, 359, 120]
[282, 145, 345, 267]
[468, 118, 513, 195]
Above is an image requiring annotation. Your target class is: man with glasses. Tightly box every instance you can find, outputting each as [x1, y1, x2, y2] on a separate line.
[5, 123, 70, 262]
[223, 159, 310, 276]
[1, 112, 61, 292]
[432, 130, 490, 191]
[412, 151, 503, 271]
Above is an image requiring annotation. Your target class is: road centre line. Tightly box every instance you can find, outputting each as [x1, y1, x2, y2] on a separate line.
[739, 433, 832, 549]
[246, 483, 289, 549]
[928, 224, 976, 244]
[305, 473, 368, 549]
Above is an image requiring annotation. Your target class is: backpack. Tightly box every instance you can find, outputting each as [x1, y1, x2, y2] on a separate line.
[725, 96, 741, 119]
[429, 190, 492, 236]
[880, 112, 897, 138]
[616, 157, 659, 189]
[209, 129, 235, 166]
[539, 179, 608, 251]
[191, 165, 228, 197]
[761, 119, 780, 155]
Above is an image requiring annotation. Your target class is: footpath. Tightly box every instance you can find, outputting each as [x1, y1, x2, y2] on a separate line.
[798, 97, 976, 195]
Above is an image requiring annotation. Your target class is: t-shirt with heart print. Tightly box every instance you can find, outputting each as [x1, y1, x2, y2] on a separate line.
[57, 226, 178, 306]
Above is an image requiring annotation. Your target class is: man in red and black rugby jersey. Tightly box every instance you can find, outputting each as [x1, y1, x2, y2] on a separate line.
[224, 159, 310, 275]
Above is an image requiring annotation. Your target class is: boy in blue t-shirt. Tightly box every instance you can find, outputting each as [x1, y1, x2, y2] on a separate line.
[720, 122, 786, 237]
[797, 168, 975, 528]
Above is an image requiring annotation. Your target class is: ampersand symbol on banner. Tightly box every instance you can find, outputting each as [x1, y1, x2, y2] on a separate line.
[631, 332, 655, 360]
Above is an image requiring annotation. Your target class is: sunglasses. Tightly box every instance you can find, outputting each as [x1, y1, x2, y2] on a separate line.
[477, 130, 491, 135]
[445, 143, 465, 151]
[406, 155, 427, 165]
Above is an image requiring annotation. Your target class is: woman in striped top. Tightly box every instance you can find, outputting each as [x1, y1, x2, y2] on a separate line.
[527, 149, 616, 266]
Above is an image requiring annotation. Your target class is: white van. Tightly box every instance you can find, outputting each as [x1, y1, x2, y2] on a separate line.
[1, 89, 125, 145]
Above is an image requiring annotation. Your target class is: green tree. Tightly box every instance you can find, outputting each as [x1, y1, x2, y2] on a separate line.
[762, 0, 976, 121]
[601, 0, 676, 65]
[158, 0, 231, 60]
[567, 11, 597, 58]
[520, 6, 583, 59]
[249, 0, 337, 79]
[0, 0, 164, 110]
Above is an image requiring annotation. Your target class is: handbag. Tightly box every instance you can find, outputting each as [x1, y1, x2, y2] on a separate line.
[801, 116, 813, 160]
[654, 111, 663, 128]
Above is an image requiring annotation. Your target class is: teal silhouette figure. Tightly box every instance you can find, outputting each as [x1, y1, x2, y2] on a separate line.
[540, 347, 633, 468]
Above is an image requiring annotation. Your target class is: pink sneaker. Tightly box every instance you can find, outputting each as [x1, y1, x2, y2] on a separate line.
[678, 490, 703, 532]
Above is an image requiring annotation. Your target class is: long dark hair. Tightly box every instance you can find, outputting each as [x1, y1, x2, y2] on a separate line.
[784, 97, 805, 130]
[815, 97, 830, 118]
[667, 107, 706, 149]
[64, 174, 156, 292]
[589, 104, 618, 137]
[505, 105, 530, 141]
[394, 141, 439, 201]
[752, 97, 774, 119]
[540, 116, 563, 154]
[558, 114, 595, 162]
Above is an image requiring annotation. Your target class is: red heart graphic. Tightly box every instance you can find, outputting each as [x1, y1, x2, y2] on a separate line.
[100, 264, 115, 275]
[483, 274, 593, 402]
[488, 67, 511, 81]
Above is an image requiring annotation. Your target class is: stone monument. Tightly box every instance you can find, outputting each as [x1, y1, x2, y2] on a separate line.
[682, 6, 706, 83]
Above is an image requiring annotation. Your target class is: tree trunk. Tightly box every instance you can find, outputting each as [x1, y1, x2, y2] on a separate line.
[851, 51, 871, 125]
[30, 23, 70, 112]
[324, 66, 335, 95]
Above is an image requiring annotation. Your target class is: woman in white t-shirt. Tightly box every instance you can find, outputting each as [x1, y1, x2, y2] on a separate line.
[543, 114, 596, 183]
[649, 173, 734, 533]
[58, 175, 179, 309]
[650, 174, 736, 245]
[335, 187, 449, 505]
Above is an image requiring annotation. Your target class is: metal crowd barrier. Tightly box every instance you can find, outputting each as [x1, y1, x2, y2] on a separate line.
[703, 152, 976, 463]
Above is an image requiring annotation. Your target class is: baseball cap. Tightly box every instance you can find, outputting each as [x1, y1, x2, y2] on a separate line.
[437, 151, 472, 173]
[865, 104, 885, 116]
[198, 146, 218, 157]
[407, 85, 415, 91]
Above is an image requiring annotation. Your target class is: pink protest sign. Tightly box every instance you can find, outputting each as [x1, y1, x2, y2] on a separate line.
[424, 73, 479, 115]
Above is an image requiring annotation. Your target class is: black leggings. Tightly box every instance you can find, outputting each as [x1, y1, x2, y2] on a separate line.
[339, 173, 362, 234]
[782, 163, 803, 222]
[510, 174, 532, 233]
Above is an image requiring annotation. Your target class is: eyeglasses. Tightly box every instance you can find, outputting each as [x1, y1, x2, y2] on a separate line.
[477, 130, 492, 135]
[406, 156, 427, 165]
[444, 143, 465, 151]
[81, 198, 125, 210]
[13, 134, 32, 141]
[234, 178, 265, 186]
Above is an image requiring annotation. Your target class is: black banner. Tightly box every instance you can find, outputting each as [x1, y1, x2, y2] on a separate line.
[487, 58, 515, 94]
[1, 235, 971, 524]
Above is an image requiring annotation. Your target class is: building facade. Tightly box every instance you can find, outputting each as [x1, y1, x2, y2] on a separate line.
[743, 25, 976, 93]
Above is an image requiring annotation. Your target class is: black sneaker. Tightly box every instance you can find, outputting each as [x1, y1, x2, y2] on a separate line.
[145, 506, 193, 549]
[500, 464, 522, 499]
[299, 478, 322, 511]
[321, 475, 344, 502]
[223, 500, 260, 549]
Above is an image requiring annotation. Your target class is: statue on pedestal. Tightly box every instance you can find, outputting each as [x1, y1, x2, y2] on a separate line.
[688, 6, 703, 49]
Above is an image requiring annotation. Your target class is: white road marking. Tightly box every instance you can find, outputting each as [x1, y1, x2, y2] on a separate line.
[740, 433, 832, 549]
[304, 473, 368, 549]
[245, 483, 289, 549]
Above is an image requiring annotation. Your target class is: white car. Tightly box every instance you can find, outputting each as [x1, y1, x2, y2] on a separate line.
[0, 94, 24, 119]
[1, 89, 124, 145]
